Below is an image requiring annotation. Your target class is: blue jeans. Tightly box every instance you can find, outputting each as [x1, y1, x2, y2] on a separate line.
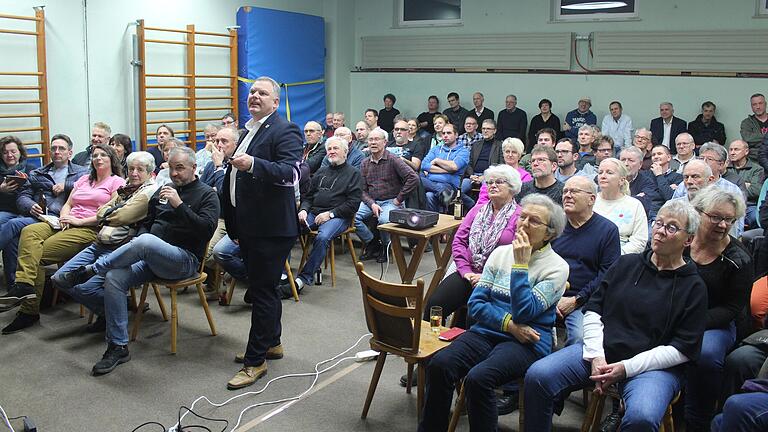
[460, 178, 477, 210]
[0, 216, 37, 285]
[711, 392, 768, 432]
[564, 307, 585, 347]
[353, 199, 401, 246]
[685, 322, 737, 429]
[524, 343, 683, 432]
[746, 205, 757, 228]
[418, 330, 540, 432]
[297, 212, 350, 284]
[53, 243, 114, 316]
[93, 233, 199, 345]
[212, 235, 247, 281]
[421, 176, 455, 213]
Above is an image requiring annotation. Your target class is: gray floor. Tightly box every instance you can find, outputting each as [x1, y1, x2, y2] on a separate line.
[0, 243, 588, 432]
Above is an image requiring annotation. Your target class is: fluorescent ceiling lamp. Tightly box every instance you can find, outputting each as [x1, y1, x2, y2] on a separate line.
[562, 1, 628, 10]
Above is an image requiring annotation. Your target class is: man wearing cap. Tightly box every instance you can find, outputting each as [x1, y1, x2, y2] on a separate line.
[563, 97, 597, 141]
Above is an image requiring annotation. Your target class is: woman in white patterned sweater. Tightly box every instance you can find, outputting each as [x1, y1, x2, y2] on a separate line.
[593, 158, 649, 255]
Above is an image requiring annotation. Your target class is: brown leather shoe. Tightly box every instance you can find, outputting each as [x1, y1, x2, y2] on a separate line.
[234, 344, 284, 363]
[227, 363, 267, 390]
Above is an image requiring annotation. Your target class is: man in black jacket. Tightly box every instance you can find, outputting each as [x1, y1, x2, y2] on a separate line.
[295, 136, 362, 291]
[59, 146, 219, 375]
[688, 101, 726, 147]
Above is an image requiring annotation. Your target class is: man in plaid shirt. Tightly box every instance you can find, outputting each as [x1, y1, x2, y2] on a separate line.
[457, 116, 484, 149]
[354, 127, 419, 262]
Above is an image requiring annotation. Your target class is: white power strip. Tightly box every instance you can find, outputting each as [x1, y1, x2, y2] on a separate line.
[355, 349, 379, 362]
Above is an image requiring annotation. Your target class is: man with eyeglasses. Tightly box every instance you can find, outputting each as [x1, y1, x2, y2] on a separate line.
[554, 138, 586, 183]
[632, 128, 654, 170]
[726, 139, 764, 227]
[302, 121, 326, 174]
[321, 127, 365, 170]
[517, 145, 563, 204]
[461, 119, 503, 210]
[673, 133, 696, 174]
[553, 176, 621, 347]
[525, 199, 707, 432]
[457, 116, 483, 149]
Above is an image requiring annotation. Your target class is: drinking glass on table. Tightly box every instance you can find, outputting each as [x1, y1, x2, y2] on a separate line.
[430, 306, 443, 335]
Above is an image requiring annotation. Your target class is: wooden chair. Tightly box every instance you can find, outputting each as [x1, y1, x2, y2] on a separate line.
[356, 262, 451, 421]
[447, 378, 526, 432]
[581, 386, 680, 432]
[222, 260, 299, 304]
[300, 226, 358, 287]
[130, 248, 216, 354]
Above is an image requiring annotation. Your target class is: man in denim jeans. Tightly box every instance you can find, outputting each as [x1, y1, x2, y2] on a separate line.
[58, 147, 219, 375]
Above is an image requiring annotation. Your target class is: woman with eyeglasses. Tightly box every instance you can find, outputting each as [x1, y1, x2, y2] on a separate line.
[593, 158, 649, 255]
[419, 193, 568, 431]
[683, 185, 753, 431]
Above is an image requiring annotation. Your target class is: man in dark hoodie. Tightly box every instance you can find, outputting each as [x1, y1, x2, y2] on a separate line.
[523, 199, 707, 432]
[294, 136, 362, 292]
[688, 101, 726, 147]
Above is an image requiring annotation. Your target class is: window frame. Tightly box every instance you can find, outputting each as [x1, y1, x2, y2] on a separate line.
[550, 0, 640, 23]
[394, 0, 463, 29]
[756, 0, 768, 18]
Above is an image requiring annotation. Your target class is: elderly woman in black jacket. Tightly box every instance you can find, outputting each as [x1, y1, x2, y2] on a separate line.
[685, 185, 753, 431]
[0, 136, 37, 222]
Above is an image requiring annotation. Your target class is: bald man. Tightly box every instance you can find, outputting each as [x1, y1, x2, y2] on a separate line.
[726, 139, 765, 226]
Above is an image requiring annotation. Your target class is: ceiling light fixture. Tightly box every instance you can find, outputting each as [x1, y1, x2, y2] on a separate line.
[562, 1, 628, 10]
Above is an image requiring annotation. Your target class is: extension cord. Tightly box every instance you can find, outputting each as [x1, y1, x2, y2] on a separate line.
[23, 417, 36, 432]
[354, 349, 379, 362]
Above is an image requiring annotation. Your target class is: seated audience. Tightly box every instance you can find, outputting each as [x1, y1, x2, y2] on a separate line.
[501, 138, 532, 184]
[719, 327, 768, 414]
[73, 122, 111, 166]
[520, 127, 556, 170]
[108, 134, 132, 178]
[154, 138, 182, 186]
[621, 146, 663, 219]
[650, 102, 687, 152]
[363, 108, 378, 130]
[684, 186, 752, 431]
[324, 112, 335, 138]
[468, 92, 494, 128]
[302, 120, 326, 174]
[632, 128, 654, 170]
[524, 199, 707, 432]
[593, 158, 649, 254]
[51, 151, 158, 332]
[673, 132, 696, 173]
[741, 93, 767, 166]
[575, 125, 600, 170]
[428, 114, 448, 149]
[552, 176, 621, 347]
[726, 139, 764, 227]
[56, 146, 218, 374]
[527, 99, 560, 147]
[497, 94, 527, 142]
[419, 194, 567, 432]
[516, 145, 563, 205]
[457, 116, 483, 149]
[353, 120, 370, 154]
[460, 121, 503, 209]
[332, 112, 346, 132]
[650, 144, 684, 202]
[712, 376, 768, 432]
[387, 120, 427, 173]
[420, 123, 470, 212]
[0, 144, 124, 333]
[563, 97, 596, 141]
[147, 124, 173, 173]
[443, 92, 470, 135]
[195, 123, 220, 176]
[0, 136, 37, 225]
[295, 137, 362, 292]
[321, 127, 364, 170]
[416, 95, 440, 137]
[600, 101, 633, 152]
[355, 127, 418, 262]
[673, 142, 746, 237]
[581, 135, 616, 178]
[378, 93, 399, 133]
[221, 111, 239, 129]
[554, 138, 585, 183]
[688, 101, 726, 146]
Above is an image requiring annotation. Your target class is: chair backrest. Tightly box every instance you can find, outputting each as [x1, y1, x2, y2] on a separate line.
[356, 262, 424, 356]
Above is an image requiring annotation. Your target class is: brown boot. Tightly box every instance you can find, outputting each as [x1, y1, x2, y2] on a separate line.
[227, 362, 267, 390]
[234, 344, 284, 363]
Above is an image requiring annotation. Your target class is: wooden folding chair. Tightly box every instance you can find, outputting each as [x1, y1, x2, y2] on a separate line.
[300, 226, 358, 287]
[356, 262, 451, 422]
[130, 246, 216, 354]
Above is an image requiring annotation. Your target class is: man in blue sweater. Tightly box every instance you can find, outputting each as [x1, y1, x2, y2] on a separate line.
[420, 123, 470, 212]
[552, 176, 621, 347]
[563, 97, 597, 141]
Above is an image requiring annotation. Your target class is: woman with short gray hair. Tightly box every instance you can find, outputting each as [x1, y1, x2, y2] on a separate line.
[501, 138, 532, 183]
[684, 185, 752, 430]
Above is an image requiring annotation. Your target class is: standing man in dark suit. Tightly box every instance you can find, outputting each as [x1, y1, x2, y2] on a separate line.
[649, 102, 687, 154]
[222, 76, 303, 390]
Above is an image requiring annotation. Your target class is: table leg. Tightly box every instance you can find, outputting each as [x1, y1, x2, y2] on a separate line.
[424, 229, 459, 302]
[390, 233, 429, 284]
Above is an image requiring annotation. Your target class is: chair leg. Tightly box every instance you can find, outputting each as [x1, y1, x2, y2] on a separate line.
[51, 287, 59, 306]
[129, 286, 138, 312]
[346, 233, 358, 264]
[406, 363, 415, 394]
[417, 362, 426, 421]
[361, 352, 387, 419]
[518, 378, 525, 431]
[284, 260, 299, 302]
[170, 287, 178, 354]
[153, 284, 168, 321]
[447, 381, 465, 432]
[79, 304, 85, 318]
[225, 278, 236, 306]
[87, 311, 94, 324]
[299, 234, 310, 270]
[330, 240, 336, 287]
[130, 283, 150, 341]
[661, 403, 674, 432]
[195, 282, 217, 336]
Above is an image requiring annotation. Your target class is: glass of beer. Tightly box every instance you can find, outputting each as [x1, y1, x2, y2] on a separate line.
[430, 306, 442, 335]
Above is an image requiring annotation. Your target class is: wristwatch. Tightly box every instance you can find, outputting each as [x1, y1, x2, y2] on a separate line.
[329, 212, 335, 219]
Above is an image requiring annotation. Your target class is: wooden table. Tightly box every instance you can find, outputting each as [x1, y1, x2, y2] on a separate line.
[378, 214, 463, 301]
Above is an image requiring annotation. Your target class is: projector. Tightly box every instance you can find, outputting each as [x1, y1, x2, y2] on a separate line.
[390, 209, 440, 230]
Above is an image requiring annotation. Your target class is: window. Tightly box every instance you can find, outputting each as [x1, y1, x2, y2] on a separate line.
[395, 0, 462, 28]
[552, 0, 639, 22]
[757, 0, 768, 17]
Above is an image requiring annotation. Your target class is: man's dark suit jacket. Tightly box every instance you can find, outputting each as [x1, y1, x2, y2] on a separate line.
[222, 111, 303, 240]
[650, 116, 687, 153]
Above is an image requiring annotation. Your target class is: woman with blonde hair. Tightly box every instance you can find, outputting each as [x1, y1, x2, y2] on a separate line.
[593, 158, 648, 254]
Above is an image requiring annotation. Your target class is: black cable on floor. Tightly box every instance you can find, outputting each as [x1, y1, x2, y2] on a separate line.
[131, 421, 166, 432]
[178, 405, 228, 432]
